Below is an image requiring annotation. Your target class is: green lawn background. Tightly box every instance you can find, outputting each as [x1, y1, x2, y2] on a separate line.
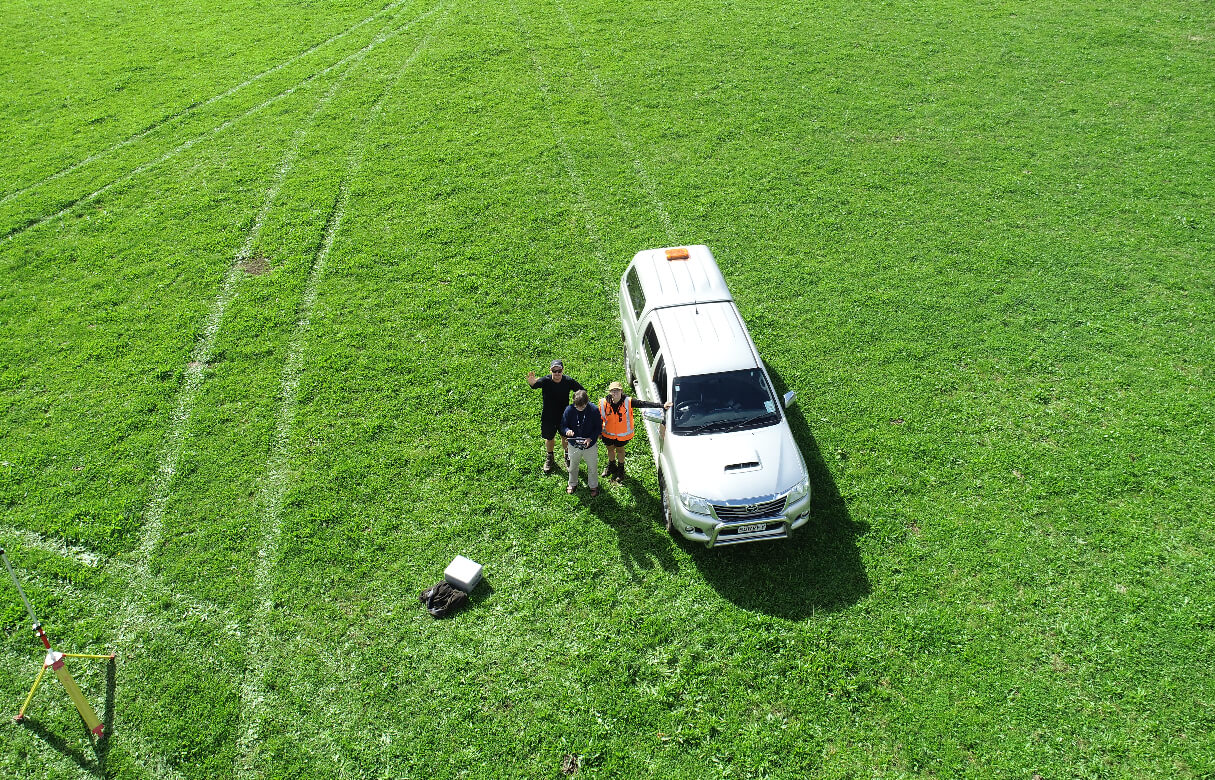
[1, 0, 1211, 777]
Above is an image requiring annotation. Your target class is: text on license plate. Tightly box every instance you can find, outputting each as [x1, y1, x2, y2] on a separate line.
[738, 523, 767, 534]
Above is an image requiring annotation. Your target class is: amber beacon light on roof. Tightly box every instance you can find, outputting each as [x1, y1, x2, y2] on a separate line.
[665, 247, 690, 261]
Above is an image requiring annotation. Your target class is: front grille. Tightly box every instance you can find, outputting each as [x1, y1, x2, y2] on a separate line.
[712, 496, 786, 521]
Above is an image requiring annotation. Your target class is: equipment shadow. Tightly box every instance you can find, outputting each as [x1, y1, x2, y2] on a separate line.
[575, 472, 680, 578]
[18, 656, 115, 777]
[468, 580, 496, 609]
[686, 367, 870, 619]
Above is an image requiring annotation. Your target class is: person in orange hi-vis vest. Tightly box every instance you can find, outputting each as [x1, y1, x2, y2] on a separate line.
[598, 381, 671, 483]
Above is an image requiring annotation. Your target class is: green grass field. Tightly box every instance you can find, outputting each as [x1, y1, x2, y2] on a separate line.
[1, 0, 1212, 777]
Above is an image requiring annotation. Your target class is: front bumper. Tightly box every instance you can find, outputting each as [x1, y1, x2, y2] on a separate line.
[671, 492, 811, 548]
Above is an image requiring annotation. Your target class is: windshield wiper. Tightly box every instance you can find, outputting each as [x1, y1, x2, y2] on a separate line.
[677, 419, 734, 435]
[678, 413, 774, 435]
[720, 412, 778, 431]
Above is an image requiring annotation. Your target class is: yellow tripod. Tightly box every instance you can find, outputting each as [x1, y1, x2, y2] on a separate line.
[2, 548, 114, 737]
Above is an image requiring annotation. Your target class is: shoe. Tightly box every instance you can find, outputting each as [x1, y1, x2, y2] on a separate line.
[543, 452, 556, 474]
[614, 461, 626, 482]
[566, 485, 575, 494]
[590, 486, 600, 497]
[601, 464, 612, 479]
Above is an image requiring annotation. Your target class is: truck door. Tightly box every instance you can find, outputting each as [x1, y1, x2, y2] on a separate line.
[651, 355, 668, 449]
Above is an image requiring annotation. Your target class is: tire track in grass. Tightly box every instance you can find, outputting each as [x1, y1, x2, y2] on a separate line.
[508, 0, 620, 304]
[550, 0, 679, 245]
[0, 524, 242, 636]
[0, 523, 103, 568]
[0, 0, 417, 207]
[232, 7, 451, 774]
[112, 43, 355, 656]
[103, 10, 421, 767]
[1, 1, 445, 244]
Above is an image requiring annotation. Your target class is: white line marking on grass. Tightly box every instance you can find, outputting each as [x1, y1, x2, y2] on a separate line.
[232, 8, 450, 775]
[551, 0, 678, 244]
[0, 0, 417, 208]
[12, 569, 235, 668]
[2, 1, 444, 243]
[508, 0, 618, 302]
[104, 5, 437, 761]
[0, 524, 241, 635]
[0, 524, 102, 567]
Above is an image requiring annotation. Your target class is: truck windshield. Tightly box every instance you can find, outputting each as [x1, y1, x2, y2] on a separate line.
[671, 369, 781, 435]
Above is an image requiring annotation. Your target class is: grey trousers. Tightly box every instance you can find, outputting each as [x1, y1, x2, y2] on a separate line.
[568, 444, 599, 489]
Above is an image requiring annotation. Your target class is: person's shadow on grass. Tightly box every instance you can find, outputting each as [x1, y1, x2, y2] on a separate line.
[685, 366, 870, 619]
[575, 472, 680, 578]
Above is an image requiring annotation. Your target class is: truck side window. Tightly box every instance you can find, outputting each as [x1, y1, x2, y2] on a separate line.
[643, 323, 660, 366]
[626, 268, 646, 319]
[652, 357, 668, 403]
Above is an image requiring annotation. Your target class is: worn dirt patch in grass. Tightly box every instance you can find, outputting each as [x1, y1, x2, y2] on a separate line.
[238, 254, 270, 276]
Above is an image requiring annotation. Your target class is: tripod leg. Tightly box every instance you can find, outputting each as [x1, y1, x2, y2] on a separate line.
[15, 664, 47, 722]
[51, 657, 105, 737]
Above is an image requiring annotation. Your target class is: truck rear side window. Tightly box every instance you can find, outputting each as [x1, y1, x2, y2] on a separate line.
[626, 268, 646, 319]
[652, 357, 668, 403]
[642, 323, 660, 366]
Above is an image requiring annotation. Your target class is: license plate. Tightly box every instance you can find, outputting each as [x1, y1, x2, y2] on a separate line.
[738, 523, 767, 534]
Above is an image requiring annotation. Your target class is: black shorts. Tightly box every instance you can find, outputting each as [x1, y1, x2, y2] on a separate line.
[601, 435, 629, 449]
[541, 414, 563, 440]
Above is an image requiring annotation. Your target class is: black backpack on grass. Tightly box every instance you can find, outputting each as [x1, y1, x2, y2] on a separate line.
[418, 582, 468, 618]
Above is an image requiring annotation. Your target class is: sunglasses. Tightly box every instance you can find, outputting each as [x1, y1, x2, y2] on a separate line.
[551, 368, 563, 374]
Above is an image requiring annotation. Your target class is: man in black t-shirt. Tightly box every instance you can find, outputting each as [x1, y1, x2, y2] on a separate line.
[527, 360, 586, 474]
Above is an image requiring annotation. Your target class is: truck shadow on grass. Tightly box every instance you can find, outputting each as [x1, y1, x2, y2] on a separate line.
[688, 369, 870, 619]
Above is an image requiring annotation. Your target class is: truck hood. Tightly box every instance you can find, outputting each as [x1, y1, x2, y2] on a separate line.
[665, 423, 807, 501]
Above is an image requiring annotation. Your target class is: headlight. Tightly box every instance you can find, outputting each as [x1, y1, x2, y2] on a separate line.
[679, 491, 713, 515]
[786, 476, 810, 503]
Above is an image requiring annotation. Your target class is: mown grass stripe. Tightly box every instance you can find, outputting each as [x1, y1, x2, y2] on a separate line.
[0, 0, 417, 208]
[508, 0, 618, 305]
[107, 8, 423, 762]
[552, 0, 679, 245]
[1, 0, 444, 244]
[233, 7, 451, 774]
[0, 524, 102, 568]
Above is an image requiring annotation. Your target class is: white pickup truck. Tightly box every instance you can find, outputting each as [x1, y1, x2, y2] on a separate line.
[619, 245, 812, 547]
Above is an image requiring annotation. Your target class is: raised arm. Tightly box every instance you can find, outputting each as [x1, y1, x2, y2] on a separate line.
[631, 398, 672, 410]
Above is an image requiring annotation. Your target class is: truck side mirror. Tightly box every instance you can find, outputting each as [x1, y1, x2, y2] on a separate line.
[783, 391, 796, 408]
[642, 409, 664, 423]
